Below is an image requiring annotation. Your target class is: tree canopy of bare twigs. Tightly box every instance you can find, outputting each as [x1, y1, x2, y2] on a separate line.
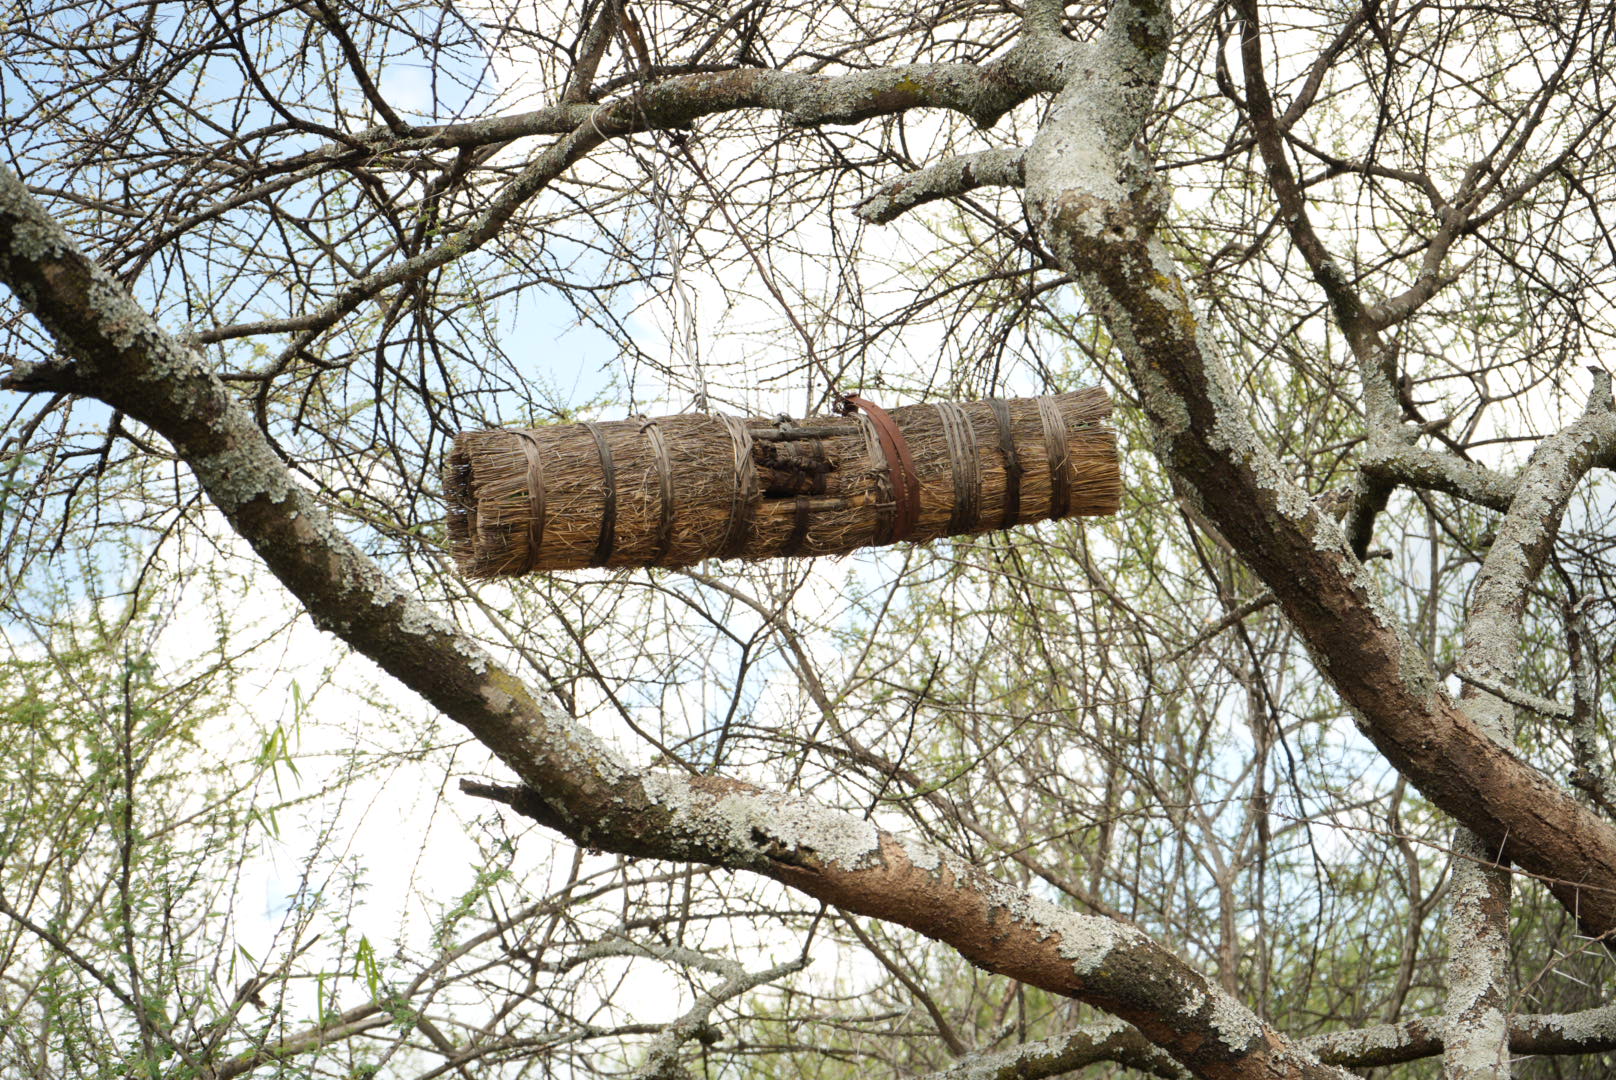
[4, 1, 1616, 1078]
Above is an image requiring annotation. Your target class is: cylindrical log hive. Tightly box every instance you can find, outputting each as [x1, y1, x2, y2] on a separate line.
[444, 387, 1120, 577]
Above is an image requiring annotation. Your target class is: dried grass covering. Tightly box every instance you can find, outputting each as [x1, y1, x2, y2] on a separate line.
[444, 387, 1120, 577]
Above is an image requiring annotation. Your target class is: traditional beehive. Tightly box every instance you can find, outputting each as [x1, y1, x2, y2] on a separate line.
[444, 388, 1120, 577]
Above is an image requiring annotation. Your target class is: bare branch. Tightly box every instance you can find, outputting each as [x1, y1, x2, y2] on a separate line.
[632, 956, 810, 1080]
[1231, 0, 1395, 429]
[0, 167, 1349, 1080]
[564, 0, 624, 104]
[856, 148, 1027, 225]
[1453, 672, 1573, 720]
[919, 1021, 1188, 1080]
[194, 53, 1078, 349]
[1022, 0, 1616, 949]
[305, 0, 411, 135]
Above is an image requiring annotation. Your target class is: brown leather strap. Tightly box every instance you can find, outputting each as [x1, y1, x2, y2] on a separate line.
[836, 394, 920, 544]
[582, 420, 617, 566]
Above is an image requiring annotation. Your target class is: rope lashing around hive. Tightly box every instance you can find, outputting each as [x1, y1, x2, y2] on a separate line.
[443, 387, 1122, 578]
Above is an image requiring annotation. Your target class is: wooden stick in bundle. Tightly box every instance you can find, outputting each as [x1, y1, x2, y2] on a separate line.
[443, 387, 1121, 578]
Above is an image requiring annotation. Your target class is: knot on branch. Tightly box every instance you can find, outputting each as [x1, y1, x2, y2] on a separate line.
[1029, 176, 1165, 275]
[1587, 366, 1613, 416]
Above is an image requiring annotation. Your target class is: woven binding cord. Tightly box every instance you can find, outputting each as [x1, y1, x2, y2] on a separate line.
[836, 394, 920, 544]
[990, 398, 1022, 529]
[1037, 396, 1073, 520]
[639, 418, 675, 565]
[582, 421, 618, 566]
[934, 400, 980, 534]
[716, 414, 759, 557]
[850, 413, 895, 543]
[515, 430, 548, 572]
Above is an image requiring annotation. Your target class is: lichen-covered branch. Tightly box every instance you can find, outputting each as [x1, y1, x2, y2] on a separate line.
[1021, 0, 1616, 951]
[273, 45, 1081, 171]
[1023, 0, 1069, 36]
[632, 956, 808, 1080]
[1358, 441, 1517, 512]
[1297, 1002, 1616, 1068]
[1441, 372, 1616, 1074]
[1442, 833, 1512, 1078]
[918, 1020, 1189, 1080]
[855, 148, 1027, 224]
[0, 168, 1350, 1080]
[916, 999, 1616, 1080]
[1457, 369, 1616, 741]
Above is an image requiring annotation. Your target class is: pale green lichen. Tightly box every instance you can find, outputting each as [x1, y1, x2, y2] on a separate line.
[640, 772, 882, 870]
[1537, 1001, 1616, 1043]
[86, 273, 144, 351]
[1206, 991, 1265, 1048]
[975, 874, 1129, 974]
[0, 171, 71, 261]
[191, 428, 295, 514]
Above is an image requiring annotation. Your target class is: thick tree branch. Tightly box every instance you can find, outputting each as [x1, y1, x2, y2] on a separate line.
[919, 1020, 1188, 1080]
[918, 1000, 1616, 1080]
[855, 148, 1027, 224]
[1020, 0, 1616, 950]
[192, 46, 1084, 350]
[1023, 0, 1068, 35]
[1358, 441, 1516, 512]
[0, 168, 1345, 1080]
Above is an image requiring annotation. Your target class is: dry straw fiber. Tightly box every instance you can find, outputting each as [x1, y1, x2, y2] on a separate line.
[444, 387, 1121, 577]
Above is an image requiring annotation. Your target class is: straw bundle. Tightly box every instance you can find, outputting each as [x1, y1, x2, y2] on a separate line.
[444, 387, 1120, 578]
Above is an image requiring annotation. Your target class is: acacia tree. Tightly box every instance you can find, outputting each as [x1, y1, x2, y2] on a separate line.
[4, 0, 1616, 1077]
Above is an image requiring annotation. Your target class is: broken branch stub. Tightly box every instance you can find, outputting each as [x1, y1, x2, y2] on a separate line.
[444, 387, 1121, 576]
